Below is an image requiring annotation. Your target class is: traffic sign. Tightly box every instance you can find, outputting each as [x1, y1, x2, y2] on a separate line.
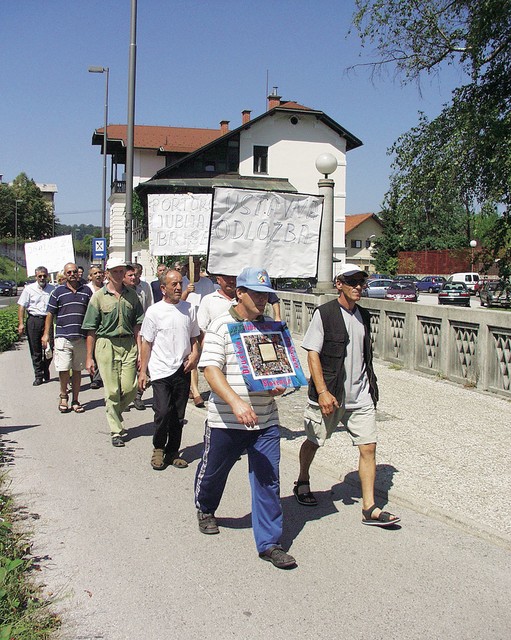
[92, 238, 107, 260]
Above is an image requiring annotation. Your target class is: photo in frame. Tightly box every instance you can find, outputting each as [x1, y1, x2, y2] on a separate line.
[227, 321, 307, 392]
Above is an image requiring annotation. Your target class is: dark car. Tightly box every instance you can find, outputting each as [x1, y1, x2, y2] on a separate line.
[277, 279, 313, 294]
[416, 275, 446, 293]
[438, 282, 471, 307]
[0, 280, 17, 296]
[368, 273, 391, 281]
[384, 281, 418, 302]
[362, 278, 394, 298]
[479, 280, 511, 308]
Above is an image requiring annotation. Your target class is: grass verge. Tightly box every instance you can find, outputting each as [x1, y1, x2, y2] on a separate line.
[0, 444, 60, 639]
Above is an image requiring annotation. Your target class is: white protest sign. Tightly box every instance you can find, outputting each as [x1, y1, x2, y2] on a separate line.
[207, 188, 323, 278]
[24, 235, 75, 276]
[148, 193, 212, 256]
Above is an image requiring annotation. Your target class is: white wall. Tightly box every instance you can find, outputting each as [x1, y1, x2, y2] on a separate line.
[238, 112, 349, 269]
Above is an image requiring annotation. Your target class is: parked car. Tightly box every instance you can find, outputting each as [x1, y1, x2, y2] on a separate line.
[368, 273, 391, 281]
[0, 280, 17, 296]
[393, 275, 419, 290]
[438, 282, 471, 307]
[479, 280, 511, 308]
[447, 272, 480, 294]
[276, 279, 313, 294]
[361, 278, 394, 298]
[416, 275, 446, 293]
[384, 281, 418, 302]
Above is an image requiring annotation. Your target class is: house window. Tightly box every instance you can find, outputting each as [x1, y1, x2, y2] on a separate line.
[204, 162, 216, 172]
[351, 239, 362, 249]
[365, 239, 372, 248]
[253, 146, 268, 174]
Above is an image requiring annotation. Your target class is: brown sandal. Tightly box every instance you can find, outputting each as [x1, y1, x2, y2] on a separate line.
[71, 400, 85, 413]
[59, 393, 69, 413]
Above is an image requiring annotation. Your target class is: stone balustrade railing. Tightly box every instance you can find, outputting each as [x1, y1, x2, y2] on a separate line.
[276, 291, 511, 399]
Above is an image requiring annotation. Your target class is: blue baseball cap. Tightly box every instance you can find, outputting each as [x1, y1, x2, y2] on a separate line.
[236, 267, 276, 293]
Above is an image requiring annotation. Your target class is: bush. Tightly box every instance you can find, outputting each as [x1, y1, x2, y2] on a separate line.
[0, 305, 20, 352]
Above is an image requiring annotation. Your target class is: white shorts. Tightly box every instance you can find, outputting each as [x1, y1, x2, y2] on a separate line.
[53, 336, 87, 372]
[304, 403, 377, 447]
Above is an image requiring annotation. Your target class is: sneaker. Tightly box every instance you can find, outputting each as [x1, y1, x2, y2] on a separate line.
[151, 448, 165, 470]
[197, 510, 219, 535]
[259, 546, 296, 569]
[111, 436, 125, 448]
[133, 397, 146, 411]
[33, 378, 43, 386]
[119, 429, 129, 441]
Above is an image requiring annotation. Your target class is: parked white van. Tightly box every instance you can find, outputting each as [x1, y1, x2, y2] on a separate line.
[447, 272, 480, 294]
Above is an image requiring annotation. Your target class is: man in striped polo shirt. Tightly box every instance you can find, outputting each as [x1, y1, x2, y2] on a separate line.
[42, 262, 92, 413]
[194, 267, 296, 569]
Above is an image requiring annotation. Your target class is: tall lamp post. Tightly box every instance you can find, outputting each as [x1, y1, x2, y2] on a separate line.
[14, 199, 23, 283]
[470, 239, 477, 271]
[315, 153, 338, 291]
[88, 65, 109, 242]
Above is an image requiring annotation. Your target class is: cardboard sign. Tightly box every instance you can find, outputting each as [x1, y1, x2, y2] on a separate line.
[207, 187, 323, 278]
[148, 193, 212, 256]
[24, 235, 75, 276]
[228, 320, 307, 391]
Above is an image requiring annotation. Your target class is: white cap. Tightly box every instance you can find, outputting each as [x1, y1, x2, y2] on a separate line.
[337, 263, 368, 278]
[105, 257, 127, 270]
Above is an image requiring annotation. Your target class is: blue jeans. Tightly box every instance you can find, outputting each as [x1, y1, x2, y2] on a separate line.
[194, 423, 282, 553]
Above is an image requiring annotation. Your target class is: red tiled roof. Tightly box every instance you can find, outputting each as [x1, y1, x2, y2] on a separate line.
[276, 101, 314, 111]
[345, 213, 380, 233]
[96, 124, 225, 153]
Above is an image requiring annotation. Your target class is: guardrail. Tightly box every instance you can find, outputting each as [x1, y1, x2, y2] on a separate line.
[277, 291, 511, 399]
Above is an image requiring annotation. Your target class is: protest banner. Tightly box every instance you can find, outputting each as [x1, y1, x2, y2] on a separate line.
[24, 235, 75, 276]
[227, 320, 307, 392]
[147, 193, 212, 256]
[207, 187, 323, 278]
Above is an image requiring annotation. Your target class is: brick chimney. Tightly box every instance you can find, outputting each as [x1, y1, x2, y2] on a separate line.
[241, 109, 251, 125]
[220, 120, 230, 134]
[267, 87, 281, 110]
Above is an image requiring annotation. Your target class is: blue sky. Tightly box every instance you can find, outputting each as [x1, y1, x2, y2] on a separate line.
[1, 0, 465, 228]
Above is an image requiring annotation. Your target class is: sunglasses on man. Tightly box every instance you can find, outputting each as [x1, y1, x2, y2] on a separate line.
[342, 277, 367, 287]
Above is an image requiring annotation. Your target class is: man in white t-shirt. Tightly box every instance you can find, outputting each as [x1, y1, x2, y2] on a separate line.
[197, 274, 237, 331]
[139, 270, 200, 470]
[181, 256, 216, 407]
[194, 267, 296, 569]
[295, 264, 400, 528]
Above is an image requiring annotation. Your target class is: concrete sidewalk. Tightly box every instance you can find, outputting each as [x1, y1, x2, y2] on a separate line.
[1, 340, 510, 639]
[278, 336, 511, 548]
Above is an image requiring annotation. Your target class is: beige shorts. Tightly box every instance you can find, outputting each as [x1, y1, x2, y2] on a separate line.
[304, 402, 377, 447]
[54, 336, 87, 372]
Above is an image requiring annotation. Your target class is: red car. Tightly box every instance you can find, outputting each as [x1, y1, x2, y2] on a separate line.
[384, 281, 418, 302]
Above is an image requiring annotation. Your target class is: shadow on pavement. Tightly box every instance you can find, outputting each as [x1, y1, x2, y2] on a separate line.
[0, 424, 41, 434]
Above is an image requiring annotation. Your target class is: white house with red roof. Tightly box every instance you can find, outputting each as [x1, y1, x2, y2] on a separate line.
[92, 91, 363, 277]
[344, 213, 383, 273]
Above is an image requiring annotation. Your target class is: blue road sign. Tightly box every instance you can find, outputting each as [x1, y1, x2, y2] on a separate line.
[92, 238, 107, 260]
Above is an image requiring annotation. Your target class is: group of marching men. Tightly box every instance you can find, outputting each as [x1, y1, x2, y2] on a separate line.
[17, 258, 400, 569]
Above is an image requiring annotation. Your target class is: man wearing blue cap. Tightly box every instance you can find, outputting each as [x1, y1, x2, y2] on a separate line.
[194, 267, 296, 569]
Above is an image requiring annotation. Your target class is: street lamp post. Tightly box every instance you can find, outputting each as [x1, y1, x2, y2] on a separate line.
[315, 153, 338, 292]
[88, 65, 109, 242]
[470, 239, 477, 271]
[14, 199, 23, 283]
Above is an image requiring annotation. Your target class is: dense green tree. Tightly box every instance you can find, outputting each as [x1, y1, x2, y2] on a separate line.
[0, 173, 56, 240]
[352, 0, 511, 275]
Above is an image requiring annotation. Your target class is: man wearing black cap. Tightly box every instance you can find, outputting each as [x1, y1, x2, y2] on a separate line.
[194, 267, 296, 569]
[294, 264, 400, 527]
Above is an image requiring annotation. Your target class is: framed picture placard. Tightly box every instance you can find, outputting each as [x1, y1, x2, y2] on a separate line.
[228, 321, 307, 392]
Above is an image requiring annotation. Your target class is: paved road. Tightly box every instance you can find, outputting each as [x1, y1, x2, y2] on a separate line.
[1, 341, 510, 640]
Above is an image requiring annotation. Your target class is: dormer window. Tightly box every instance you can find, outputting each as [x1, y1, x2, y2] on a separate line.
[253, 146, 268, 174]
